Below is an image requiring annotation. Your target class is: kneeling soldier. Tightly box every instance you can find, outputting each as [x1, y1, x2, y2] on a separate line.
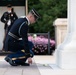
[4, 8, 41, 66]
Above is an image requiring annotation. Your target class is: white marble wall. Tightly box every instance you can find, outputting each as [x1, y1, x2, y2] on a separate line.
[53, 18, 67, 48]
[0, 6, 25, 50]
[55, 0, 76, 69]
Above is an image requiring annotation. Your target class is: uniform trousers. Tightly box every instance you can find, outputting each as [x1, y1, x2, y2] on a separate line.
[4, 36, 34, 65]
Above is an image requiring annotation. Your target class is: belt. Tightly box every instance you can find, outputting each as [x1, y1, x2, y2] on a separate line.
[8, 32, 19, 40]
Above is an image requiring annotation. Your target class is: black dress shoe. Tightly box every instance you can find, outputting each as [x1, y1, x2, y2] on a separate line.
[16, 62, 30, 66]
[20, 63, 30, 66]
[5, 57, 18, 66]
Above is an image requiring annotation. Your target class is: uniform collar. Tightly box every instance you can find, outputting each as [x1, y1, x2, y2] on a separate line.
[25, 17, 30, 25]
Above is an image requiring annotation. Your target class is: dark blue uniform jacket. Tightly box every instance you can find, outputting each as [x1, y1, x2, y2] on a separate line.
[4, 17, 30, 54]
[1, 11, 18, 30]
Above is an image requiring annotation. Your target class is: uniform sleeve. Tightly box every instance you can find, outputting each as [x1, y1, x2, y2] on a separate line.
[13, 12, 18, 21]
[1, 12, 7, 23]
[19, 22, 30, 54]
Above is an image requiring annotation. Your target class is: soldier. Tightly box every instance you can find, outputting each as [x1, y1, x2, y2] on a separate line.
[4, 8, 41, 66]
[1, 4, 18, 51]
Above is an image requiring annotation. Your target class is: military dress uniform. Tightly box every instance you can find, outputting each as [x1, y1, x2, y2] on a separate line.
[4, 17, 34, 66]
[1, 11, 18, 32]
[1, 9, 18, 51]
[4, 8, 41, 66]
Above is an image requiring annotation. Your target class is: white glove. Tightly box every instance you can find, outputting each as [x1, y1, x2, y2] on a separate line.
[7, 19, 11, 26]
